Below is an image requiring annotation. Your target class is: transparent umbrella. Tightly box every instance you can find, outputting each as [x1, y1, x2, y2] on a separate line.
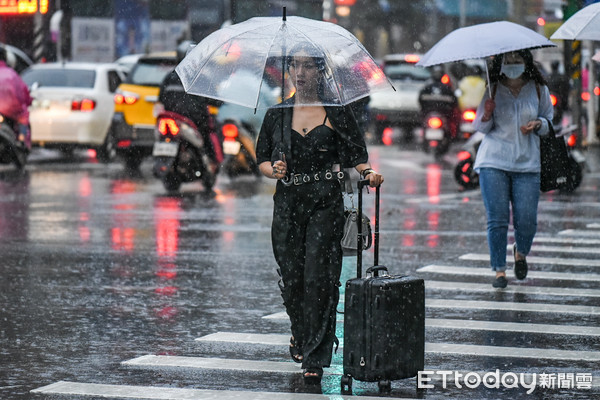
[175, 12, 393, 110]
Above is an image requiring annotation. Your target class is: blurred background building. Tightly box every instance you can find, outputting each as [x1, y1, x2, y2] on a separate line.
[0, 0, 588, 63]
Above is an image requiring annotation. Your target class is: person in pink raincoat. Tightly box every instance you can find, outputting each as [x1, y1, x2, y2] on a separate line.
[0, 46, 32, 149]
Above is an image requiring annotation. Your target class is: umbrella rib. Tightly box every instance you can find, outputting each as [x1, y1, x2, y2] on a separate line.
[186, 22, 280, 95]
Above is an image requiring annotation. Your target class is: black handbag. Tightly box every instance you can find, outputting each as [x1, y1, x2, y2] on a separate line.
[539, 119, 570, 192]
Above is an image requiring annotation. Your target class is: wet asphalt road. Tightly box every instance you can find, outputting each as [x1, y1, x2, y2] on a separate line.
[1, 143, 600, 400]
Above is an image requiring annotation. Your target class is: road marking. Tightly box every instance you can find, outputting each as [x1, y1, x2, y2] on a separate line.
[534, 236, 600, 245]
[264, 295, 599, 318]
[425, 342, 600, 361]
[31, 381, 393, 400]
[122, 355, 302, 373]
[459, 253, 600, 267]
[559, 229, 600, 237]
[426, 280, 600, 297]
[522, 244, 600, 255]
[417, 265, 600, 282]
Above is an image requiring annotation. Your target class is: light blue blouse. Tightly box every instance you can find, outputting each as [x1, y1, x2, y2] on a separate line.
[473, 80, 554, 173]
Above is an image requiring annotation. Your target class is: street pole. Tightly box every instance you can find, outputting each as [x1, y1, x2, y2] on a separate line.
[586, 40, 598, 145]
[459, 0, 466, 27]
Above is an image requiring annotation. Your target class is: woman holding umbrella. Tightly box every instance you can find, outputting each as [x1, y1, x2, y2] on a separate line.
[473, 50, 553, 289]
[256, 42, 383, 384]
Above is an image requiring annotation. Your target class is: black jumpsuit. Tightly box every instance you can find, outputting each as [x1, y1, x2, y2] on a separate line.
[256, 98, 368, 370]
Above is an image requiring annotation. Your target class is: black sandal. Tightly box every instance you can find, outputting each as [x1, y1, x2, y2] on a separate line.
[303, 367, 323, 385]
[289, 337, 303, 363]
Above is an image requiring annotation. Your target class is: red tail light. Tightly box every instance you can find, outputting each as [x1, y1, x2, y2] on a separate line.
[462, 110, 476, 122]
[72, 98, 96, 111]
[582, 92, 591, 101]
[158, 118, 180, 136]
[404, 54, 420, 63]
[382, 127, 393, 146]
[550, 94, 558, 106]
[114, 93, 138, 105]
[595, 87, 600, 96]
[428, 117, 443, 129]
[222, 123, 239, 140]
[457, 150, 471, 161]
[441, 74, 450, 85]
[567, 134, 577, 148]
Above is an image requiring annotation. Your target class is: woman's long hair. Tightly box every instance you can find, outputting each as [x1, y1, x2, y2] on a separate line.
[286, 42, 335, 103]
[488, 49, 547, 86]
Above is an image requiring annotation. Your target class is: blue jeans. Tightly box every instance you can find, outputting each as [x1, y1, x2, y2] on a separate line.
[479, 168, 540, 272]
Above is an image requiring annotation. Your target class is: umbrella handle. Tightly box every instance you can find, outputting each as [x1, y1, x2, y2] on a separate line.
[485, 61, 492, 98]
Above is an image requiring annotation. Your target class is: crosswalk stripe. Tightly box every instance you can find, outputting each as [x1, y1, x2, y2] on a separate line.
[523, 244, 600, 255]
[534, 236, 600, 245]
[122, 355, 302, 373]
[426, 280, 600, 297]
[30, 381, 394, 400]
[559, 229, 600, 237]
[425, 343, 600, 361]
[198, 318, 600, 352]
[460, 253, 600, 267]
[418, 265, 600, 282]
[264, 295, 599, 319]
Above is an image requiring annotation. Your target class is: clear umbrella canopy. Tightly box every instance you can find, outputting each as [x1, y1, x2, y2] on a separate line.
[175, 16, 393, 109]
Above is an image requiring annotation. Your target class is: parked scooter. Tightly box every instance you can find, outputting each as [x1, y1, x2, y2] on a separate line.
[152, 111, 219, 192]
[0, 113, 27, 169]
[220, 118, 260, 178]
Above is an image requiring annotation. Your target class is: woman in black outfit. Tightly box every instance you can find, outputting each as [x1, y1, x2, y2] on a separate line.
[256, 43, 383, 384]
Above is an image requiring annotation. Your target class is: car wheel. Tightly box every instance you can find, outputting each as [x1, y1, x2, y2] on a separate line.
[97, 133, 116, 163]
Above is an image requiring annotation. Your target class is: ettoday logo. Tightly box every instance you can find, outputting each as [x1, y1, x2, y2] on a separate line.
[417, 370, 593, 394]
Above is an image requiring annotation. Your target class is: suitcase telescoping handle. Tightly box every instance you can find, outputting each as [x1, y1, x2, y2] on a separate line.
[356, 179, 380, 278]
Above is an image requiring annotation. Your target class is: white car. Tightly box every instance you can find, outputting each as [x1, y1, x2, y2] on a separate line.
[21, 62, 128, 161]
[369, 54, 431, 143]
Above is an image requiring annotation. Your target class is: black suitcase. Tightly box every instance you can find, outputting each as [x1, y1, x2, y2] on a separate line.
[341, 180, 425, 394]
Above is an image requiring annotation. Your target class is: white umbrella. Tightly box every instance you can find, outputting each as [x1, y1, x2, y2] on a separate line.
[417, 21, 556, 67]
[550, 2, 600, 40]
[417, 21, 556, 97]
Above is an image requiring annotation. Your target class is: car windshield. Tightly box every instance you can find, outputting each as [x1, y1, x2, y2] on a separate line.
[385, 64, 431, 82]
[22, 68, 96, 88]
[128, 60, 175, 86]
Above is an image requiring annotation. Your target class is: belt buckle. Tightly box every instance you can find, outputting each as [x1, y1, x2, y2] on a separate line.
[293, 174, 302, 185]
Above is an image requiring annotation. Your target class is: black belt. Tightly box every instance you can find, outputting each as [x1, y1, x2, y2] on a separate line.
[282, 170, 346, 186]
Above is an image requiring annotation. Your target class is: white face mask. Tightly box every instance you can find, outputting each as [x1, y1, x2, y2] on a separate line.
[501, 63, 525, 79]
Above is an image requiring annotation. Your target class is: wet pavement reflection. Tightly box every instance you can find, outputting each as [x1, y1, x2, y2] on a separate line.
[0, 145, 599, 399]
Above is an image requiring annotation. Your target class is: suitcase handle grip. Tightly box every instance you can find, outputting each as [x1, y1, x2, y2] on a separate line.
[357, 180, 380, 278]
[366, 266, 388, 277]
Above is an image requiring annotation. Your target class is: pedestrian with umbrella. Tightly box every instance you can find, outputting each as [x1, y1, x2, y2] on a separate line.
[256, 41, 383, 385]
[417, 21, 555, 288]
[473, 50, 553, 288]
[175, 11, 390, 385]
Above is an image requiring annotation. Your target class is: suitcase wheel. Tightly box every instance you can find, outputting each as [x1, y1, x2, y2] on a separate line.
[341, 375, 352, 394]
[378, 380, 391, 393]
